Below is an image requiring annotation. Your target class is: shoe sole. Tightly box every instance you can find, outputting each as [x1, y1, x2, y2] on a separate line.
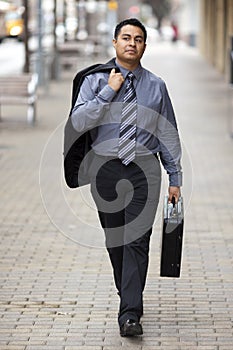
[120, 325, 143, 337]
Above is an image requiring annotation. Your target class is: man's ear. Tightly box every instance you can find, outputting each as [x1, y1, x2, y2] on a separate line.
[143, 43, 147, 54]
[112, 38, 117, 48]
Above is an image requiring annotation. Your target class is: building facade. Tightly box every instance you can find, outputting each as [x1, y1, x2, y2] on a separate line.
[199, 0, 233, 82]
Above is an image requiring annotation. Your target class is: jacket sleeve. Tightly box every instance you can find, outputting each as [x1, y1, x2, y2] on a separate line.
[157, 81, 182, 187]
[71, 75, 117, 133]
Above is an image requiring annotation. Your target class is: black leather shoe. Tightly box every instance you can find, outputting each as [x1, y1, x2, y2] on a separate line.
[120, 319, 143, 337]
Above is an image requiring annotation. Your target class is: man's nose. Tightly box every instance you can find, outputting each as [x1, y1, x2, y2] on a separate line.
[129, 39, 136, 46]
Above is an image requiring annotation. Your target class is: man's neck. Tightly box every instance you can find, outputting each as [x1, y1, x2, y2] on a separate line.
[115, 58, 140, 72]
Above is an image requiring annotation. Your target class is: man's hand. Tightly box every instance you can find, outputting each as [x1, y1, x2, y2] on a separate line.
[168, 186, 180, 204]
[108, 69, 124, 92]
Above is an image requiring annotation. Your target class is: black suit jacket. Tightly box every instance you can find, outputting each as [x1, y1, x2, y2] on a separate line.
[64, 58, 119, 188]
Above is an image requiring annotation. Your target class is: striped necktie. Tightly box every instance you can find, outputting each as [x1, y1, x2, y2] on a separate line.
[118, 72, 137, 165]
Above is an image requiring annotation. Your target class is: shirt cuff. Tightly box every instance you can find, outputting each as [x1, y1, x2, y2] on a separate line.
[169, 172, 183, 187]
[98, 85, 117, 102]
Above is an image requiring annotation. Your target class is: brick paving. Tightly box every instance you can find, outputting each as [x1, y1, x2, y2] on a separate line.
[0, 42, 233, 349]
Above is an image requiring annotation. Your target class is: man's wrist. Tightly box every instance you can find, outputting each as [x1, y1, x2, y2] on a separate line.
[98, 85, 117, 102]
[169, 173, 182, 187]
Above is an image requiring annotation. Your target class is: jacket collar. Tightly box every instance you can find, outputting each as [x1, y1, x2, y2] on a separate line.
[114, 59, 142, 81]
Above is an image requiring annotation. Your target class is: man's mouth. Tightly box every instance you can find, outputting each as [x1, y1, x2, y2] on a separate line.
[126, 49, 136, 54]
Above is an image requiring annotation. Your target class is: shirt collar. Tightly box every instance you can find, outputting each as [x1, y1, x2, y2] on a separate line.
[115, 59, 142, 81]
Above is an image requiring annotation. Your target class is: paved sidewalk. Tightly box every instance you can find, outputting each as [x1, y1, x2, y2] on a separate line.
[0, 42, 233, 350]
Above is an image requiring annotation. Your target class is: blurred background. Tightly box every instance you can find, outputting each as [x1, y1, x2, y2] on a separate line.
[0, 0, 232, 87]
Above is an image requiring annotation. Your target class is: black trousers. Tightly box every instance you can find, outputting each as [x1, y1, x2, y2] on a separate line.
[89, 154, 161, 326]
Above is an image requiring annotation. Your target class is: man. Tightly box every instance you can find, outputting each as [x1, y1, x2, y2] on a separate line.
[71, 18, 182, 337]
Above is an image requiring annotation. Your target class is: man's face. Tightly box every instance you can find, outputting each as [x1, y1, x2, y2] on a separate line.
[113, 25, 146, 66]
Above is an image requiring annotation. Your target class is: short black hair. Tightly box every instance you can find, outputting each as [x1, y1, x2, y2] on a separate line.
[114, 18, 147, 43]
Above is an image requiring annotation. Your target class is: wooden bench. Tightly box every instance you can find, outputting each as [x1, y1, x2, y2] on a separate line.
[0, 73, 38, 125]
[58, 39, 103, 69]
[58, 42, 85, 69]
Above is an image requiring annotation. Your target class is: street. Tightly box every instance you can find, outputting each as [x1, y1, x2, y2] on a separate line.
[0, 42, 233, 349]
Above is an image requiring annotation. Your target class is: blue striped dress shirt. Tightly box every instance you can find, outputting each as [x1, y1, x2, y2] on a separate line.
[71, 59, 182, 186]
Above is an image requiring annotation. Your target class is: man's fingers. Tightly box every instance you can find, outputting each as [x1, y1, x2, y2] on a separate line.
[168, 186, 180, 203]
[110, 68, 123, 78]
[108, 69, 124, 92]
[110, 68, 115, 76]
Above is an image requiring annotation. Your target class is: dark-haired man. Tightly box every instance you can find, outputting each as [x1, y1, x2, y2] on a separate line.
[71, 18, 182, 337]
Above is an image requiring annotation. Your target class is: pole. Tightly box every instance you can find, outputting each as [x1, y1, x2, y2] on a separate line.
[107, 1, 118, 49]
[36, 0, 44, 85]
[230, 36, 233, 84]
[63, 0, 67, 42]
[23, 0, 30, 73]
[51, 0, 60, 80]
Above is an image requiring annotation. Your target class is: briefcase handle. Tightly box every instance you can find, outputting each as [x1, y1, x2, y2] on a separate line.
[169, 196, 177, 218]
[166, 196, 183, 220]
[165, 195, 183, 220]
[171, 196, 176, 207]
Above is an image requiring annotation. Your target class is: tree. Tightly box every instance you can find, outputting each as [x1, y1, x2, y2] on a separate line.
[142, 0, 172, 29]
